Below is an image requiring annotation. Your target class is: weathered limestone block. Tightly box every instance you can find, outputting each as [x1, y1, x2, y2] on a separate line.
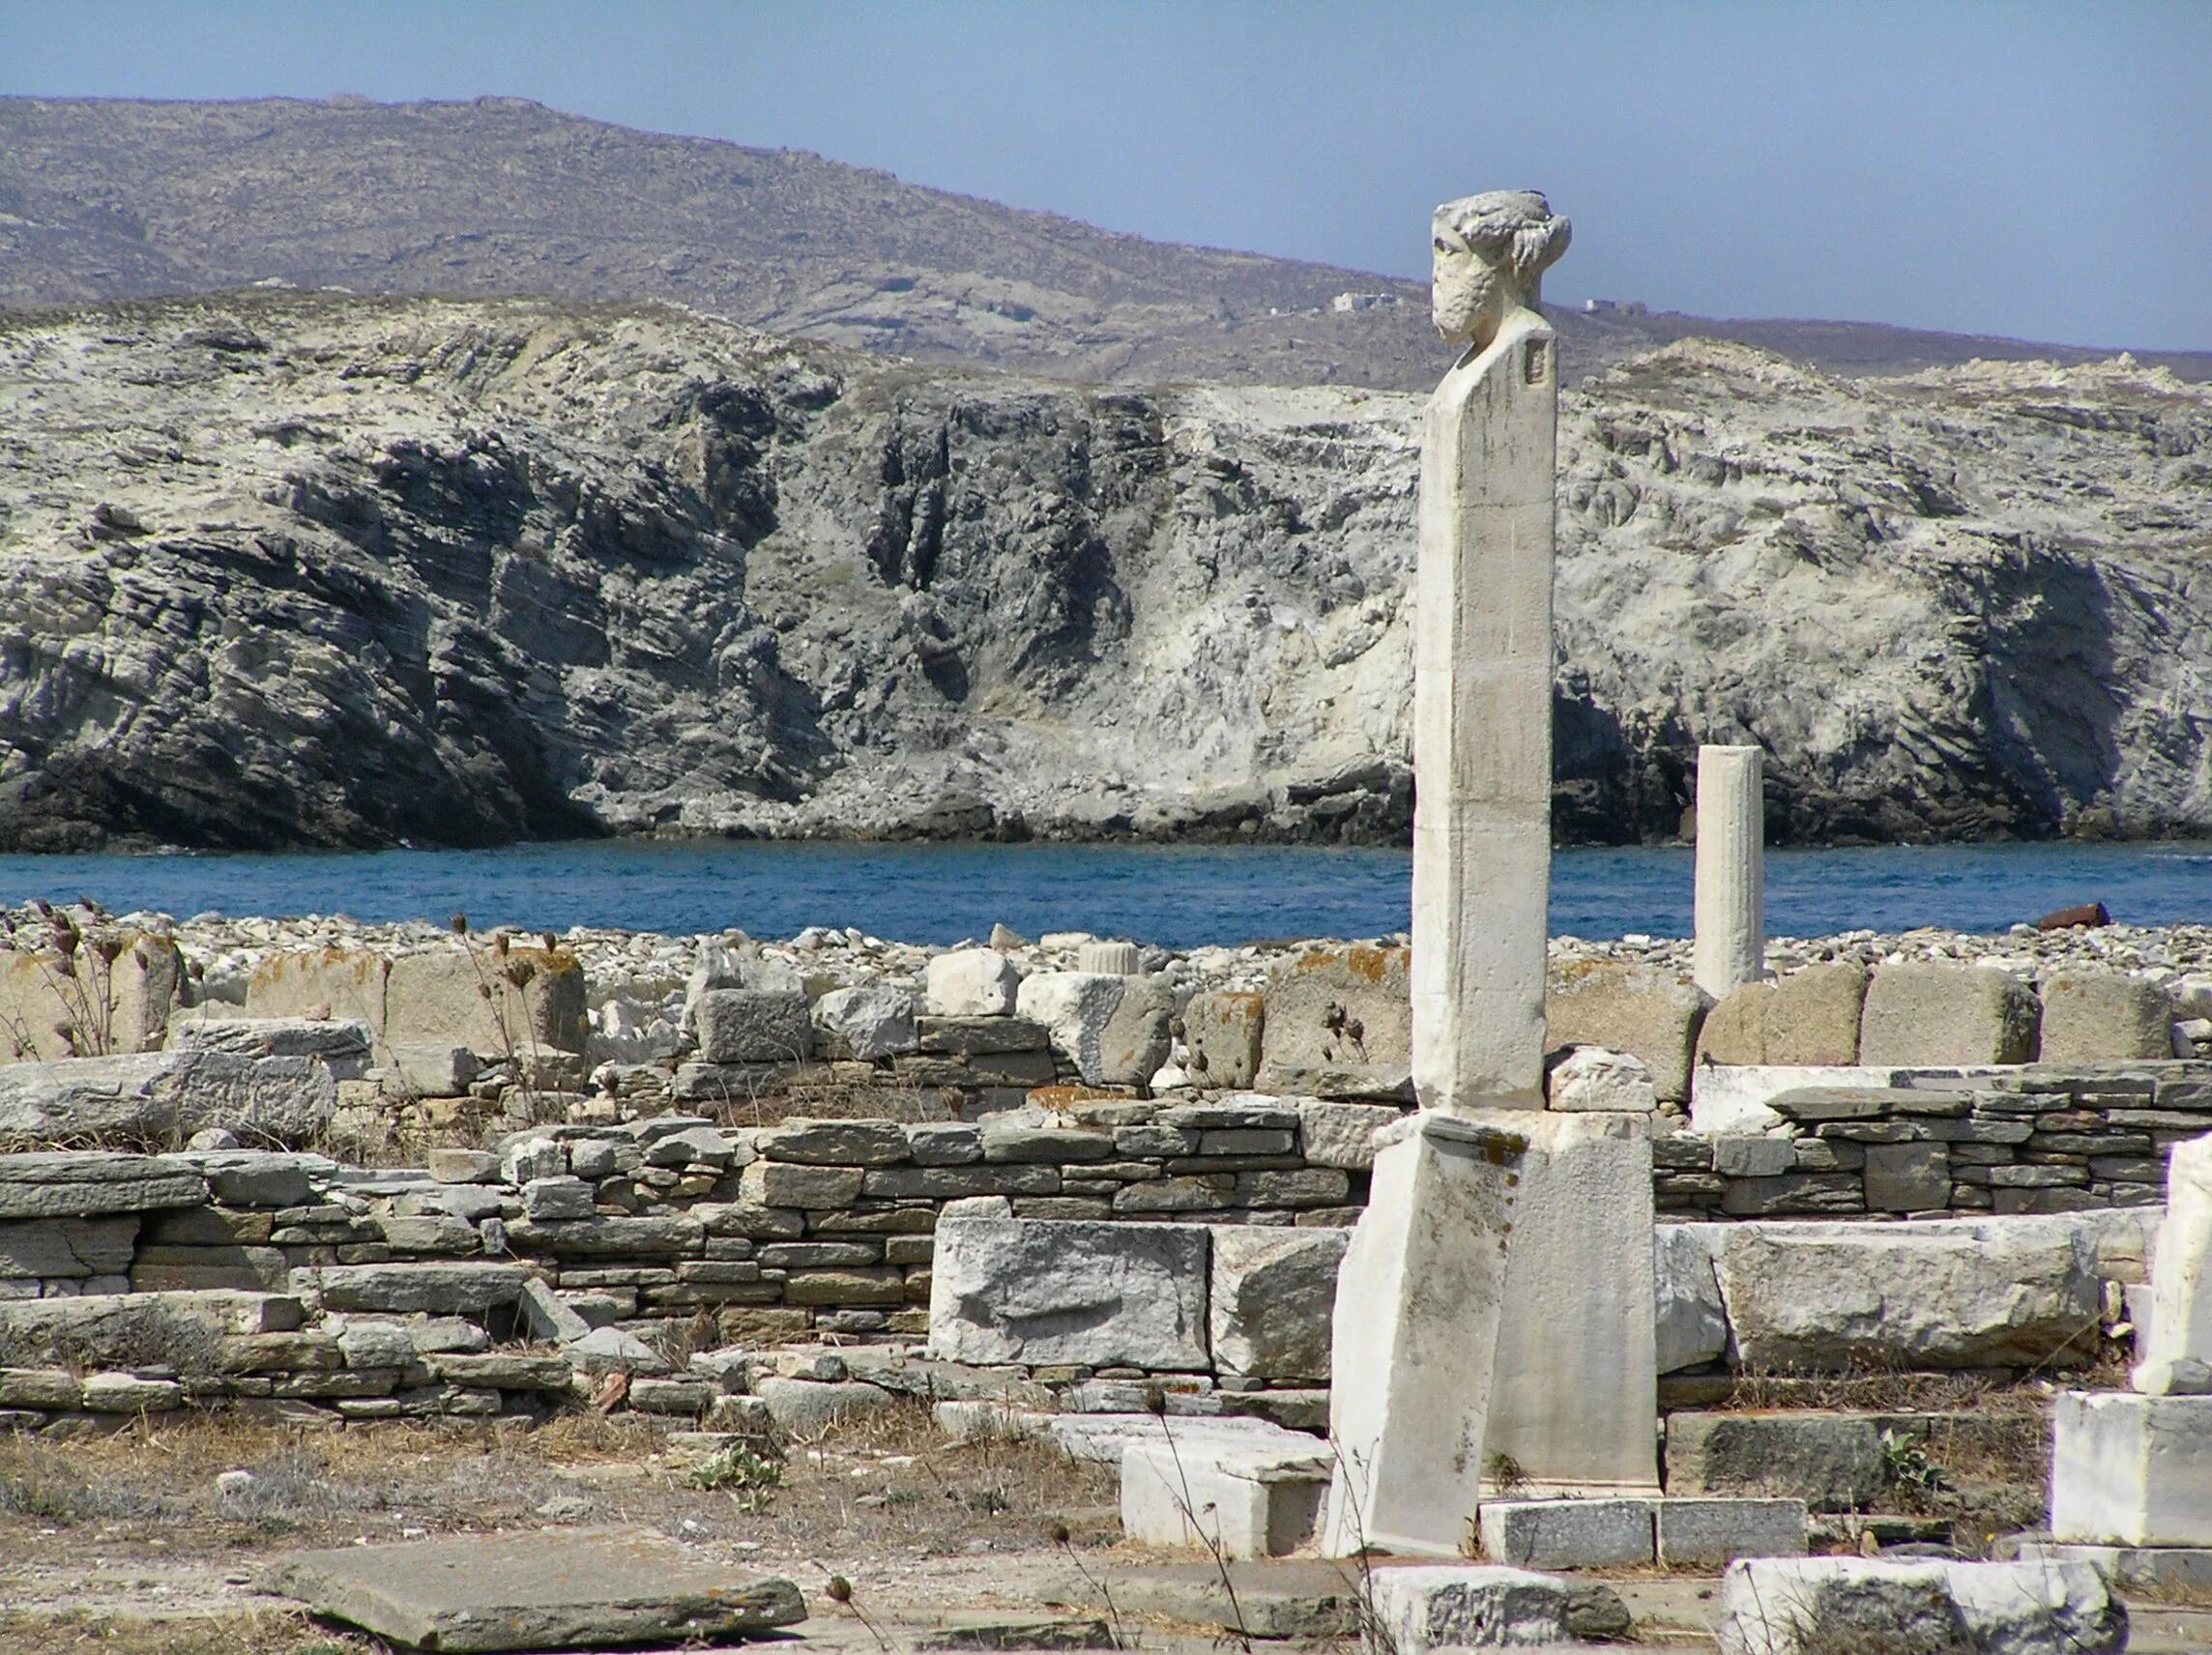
[1666, 1412, 1887, 1509]
[0, 1289, 300, 1366]
[306, 1262, 530, 1315]
[1255, 944, 1412, 1101]
[810, 983, 918, 1060]
[0, 931, 183, 1060]
[1077, 942, 1144, 974]
[758, 1118, 910, 1167]
[2052, 1391, 2212, 1546]
[1545, 1045, 1656, 1112]
[1120, 1433, 1329, 1558]
[385, 1043, 480, 1097]
[1696, 964, 1868, 1066]
[1483, 1111, 1659, 1494]
[1545, 962, 1710, 1105]
[1713, 1216, 2103, 1370]
[1324, 1113, 1523, 1557]
[1859, 963, 2039, 1066]
[170, 1017, 374, 1079]
[1476, 1497, 1653, 1569]
[1208, 1225, 1348, 1380]
[0, 1051, 335, 1145]
[2137, 1134, 2212, 1393]
[1015, 972, 1173, 1087]
[694, 990, 814, 1063]
[1361, 1566, 1579, 1655]
[926, 1217, 1208, 1369]
[1715, 1555, 2123, 1655]
[2039, 969, 2174, 1063]
[1183, 991, 1265, 1089]
[1295, 1098, 1405, 1169]
[0, 1150, 206, 1218]
[0, 1214, 137, 1279]
[244, 948, 390, 1034]
[384, 946, 588, 1056]
[1656, 1498, 1807, 1567]
[1654, 1223, 1728, 1375]
[925, 949, 1019, 1017]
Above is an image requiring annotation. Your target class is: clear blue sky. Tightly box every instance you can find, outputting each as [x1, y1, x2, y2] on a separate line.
[4, 0, 2206, 351]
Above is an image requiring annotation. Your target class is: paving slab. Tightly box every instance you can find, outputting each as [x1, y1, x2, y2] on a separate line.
[263, 1524, 806, 1651]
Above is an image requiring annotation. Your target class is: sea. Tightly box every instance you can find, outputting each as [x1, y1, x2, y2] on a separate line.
[1, 840, 2209, 951]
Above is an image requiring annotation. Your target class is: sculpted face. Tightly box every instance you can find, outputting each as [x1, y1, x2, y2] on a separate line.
[1430, 234, 1513, 356]
[1428, 190, 1569, 358]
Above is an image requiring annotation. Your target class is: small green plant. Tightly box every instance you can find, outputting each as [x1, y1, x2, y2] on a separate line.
[1483, 1450, 1531, 1497]
[1878, 1428, 1949, 1495]
[681, 1440, 783, 1510]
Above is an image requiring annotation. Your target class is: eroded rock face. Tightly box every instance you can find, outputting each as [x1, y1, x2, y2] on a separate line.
[6, 295, 2210, 851]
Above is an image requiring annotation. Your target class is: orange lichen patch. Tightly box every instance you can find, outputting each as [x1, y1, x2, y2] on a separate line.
[1025, 1084, 1136, 1109]
[1293, 944, 1409, 982]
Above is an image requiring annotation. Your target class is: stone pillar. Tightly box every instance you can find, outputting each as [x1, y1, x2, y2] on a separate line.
[1408, 206, 1566, 1117]
[1692, 744, 1764, 1000]
[1321, 1112, 1526, 1556]
[2135, 1133, 2212, 1394]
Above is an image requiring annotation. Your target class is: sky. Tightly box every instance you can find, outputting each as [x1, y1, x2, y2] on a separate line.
[3, 0, 2207, 352]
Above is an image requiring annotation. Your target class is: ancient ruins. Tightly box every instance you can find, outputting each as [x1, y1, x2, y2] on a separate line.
[0, 190, 2205, 1654]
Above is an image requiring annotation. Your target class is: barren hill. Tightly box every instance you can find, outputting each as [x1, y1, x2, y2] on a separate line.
[4, 96, 2206, 389]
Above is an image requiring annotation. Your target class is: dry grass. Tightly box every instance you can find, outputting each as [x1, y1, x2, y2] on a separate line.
[0, 1608, 378, 1655]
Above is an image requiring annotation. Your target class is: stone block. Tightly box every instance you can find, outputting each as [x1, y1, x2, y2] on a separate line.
[1715, 1555, 2123, 1655]
[263, 1524, 805, 1651]
[0, 931, 183, 1060]
[385, 1043, 480, 1096]
[0, 1149, 206, 1218]
[1323, 1113, 1522, 1558]
[2052, 1390, 2212, 1546]
[693, 990, 813, 1064]
[2040, 969, 2174, 1062]
[2137, 1133, 2212, 1391]
[308, 1262, 530, 1316]
[0, 1052, 335, 1146]
[1712, 1135, 1794, 1176]
[384, 945, 588, 1056]
[979, 1118, 1114, 1163]
[1697, 964, 1868, 1068]
[758, 1118, 910, 1166]
[926, 949, 1020, 1017]
[1859, 963, 2039, 1066]
[1654, 1223, 1728, 1375]
[1015, 973, 1173, 1088]
[927, 1217, 1208, 1369]
[1666, 1411, 1885, 1510]
[428, 1148, 500, 1184]
[0, 1214, 137, 1279]
[1119, 1433, 1329, 1559]
[1476, 1497, 1655, 1571]
[1183, 992, 1265, 1089]
[521, 1177, 595, 1221]
[501, 1136, 566, 1184]
[1208, 1225, 1348, 1380]
[754, 1376, 893, 1434]
[0, 1289, 301, 1367]
[1294, 1098, 1403, 1169]
[243, 948, 389, 1035]
[1656, 1497, 1807, 1566]
[739, 1161, 866, 1208]
[811, 982, 918, 1060]
[908, 1123, 983, 1166]
[172, 1016, 374, 1079]
[1545, 962, 1710, 1105]
[1255, 944, 1412, 1101]
[1864, 1141, 1950, 1211]
[1545, 1045, 1657, 1112]
[1359, 1565, 1579, 1655]
[1713, 1215, 2104, 1371]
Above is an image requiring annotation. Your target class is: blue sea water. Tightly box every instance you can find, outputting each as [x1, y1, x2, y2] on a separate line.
[2, 839, 2209, 950]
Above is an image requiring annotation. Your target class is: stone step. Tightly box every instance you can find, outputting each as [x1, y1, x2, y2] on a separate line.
[1118, 1425, 1331, 1559]
[1475, 1495, 1807, 1570]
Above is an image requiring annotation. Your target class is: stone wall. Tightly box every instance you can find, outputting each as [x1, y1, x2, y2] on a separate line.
[1659, 1063, 2212, 1220]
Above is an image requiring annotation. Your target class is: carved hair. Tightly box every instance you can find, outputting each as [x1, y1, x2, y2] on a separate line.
[1431, 190, 1571, 292]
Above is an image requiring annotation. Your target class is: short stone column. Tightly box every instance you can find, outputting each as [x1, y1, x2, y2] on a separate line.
[1692, 744, 1764, 1000]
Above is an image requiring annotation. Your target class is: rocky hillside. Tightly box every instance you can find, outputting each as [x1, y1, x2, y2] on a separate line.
[1, 292, 2207, 852]
[7, 97, 2209, 390]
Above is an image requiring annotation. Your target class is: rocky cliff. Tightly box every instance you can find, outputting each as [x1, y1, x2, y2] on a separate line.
[2, 293, 2207, 851]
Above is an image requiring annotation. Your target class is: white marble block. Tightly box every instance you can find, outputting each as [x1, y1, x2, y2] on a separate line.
[2052, 1389, 2212, 1546]
[1321, 1112, 1525, 1557]
[1693, 744, 1766, 1000]
[1482, 1110, 1661, 1495]
[925, 948, 1019, 1017]
[1362, 1564, 1580, 1655]
[2135, 1132, 2212, 1395]
[1120, 1433, 1330, 1559]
